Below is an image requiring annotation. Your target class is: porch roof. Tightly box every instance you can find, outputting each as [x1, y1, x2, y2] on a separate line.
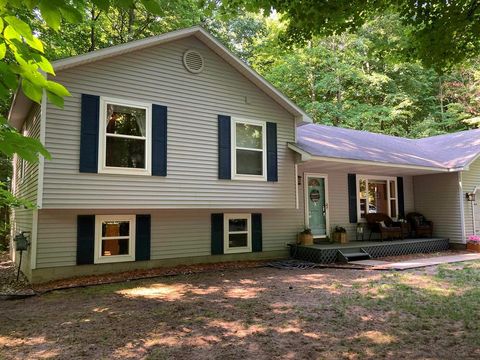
[291, 124, 480, 172]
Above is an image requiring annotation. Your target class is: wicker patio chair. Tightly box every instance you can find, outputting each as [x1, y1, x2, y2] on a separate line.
[365, 213, 408, 241]
[406, 212, 434, 238]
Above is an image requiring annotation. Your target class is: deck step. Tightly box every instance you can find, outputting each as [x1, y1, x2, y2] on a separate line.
[337, 248, 371, 263]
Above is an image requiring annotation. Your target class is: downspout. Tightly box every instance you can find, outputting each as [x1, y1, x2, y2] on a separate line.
[471, 186, 480, 235]
[459, 172, 466, 244]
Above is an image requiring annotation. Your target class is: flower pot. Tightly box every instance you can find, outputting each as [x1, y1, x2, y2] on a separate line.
[467, 242, 480, 252]
[333, 232, 348, 244]
[298, 233, 314, 245]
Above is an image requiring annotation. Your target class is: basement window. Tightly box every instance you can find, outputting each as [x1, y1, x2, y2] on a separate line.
[94, 215, 136, 263]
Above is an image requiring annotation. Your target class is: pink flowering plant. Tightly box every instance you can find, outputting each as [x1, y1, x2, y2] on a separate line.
[467, 235, 480, 244]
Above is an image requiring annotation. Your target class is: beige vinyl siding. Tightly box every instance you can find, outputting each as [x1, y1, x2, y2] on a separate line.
[461, 159, 480, 237]
[413, 172, 463, 243]
[35, 208, 304, 268]
[12, 105, 41, 204]
[10, 105, 41, 275]
[42, 36, 296, 209]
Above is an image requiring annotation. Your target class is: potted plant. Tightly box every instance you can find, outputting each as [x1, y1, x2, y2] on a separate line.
[332, 226, 348, 244]
[297, 228, 314, 245]
[467, 235, 480, 252]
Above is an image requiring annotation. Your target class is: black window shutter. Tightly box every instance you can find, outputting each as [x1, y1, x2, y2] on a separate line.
[211, 213, 224, 255]
[218, 115, 231, 179]
[77, 215, 95, 265]
[152, 104, 167, 176]
[267, 122, 278, 182]
[135, 214, 151, 261]
[397, 177, 405, 218]
[252, 213, 262, 252]
[79, 94, 100, 173]
[348, 174, 357, 223]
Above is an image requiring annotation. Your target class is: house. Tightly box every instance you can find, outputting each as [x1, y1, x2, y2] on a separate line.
[7, 26, 480, 283]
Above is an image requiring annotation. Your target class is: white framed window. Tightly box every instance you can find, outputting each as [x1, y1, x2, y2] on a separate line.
[224, 213, 252, 254]
[94, 215, 136, 263]
[357, 175, 398, 221]
[231, 118, 267, 181]
[98, 97, 152, 175]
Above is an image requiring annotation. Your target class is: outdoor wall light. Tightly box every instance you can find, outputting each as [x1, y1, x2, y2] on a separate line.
[466, 192, 476, 202]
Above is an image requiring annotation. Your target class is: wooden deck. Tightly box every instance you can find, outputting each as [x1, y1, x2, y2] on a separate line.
[289, 238, 450, 263]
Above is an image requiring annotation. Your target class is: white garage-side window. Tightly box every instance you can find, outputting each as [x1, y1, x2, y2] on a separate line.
[224, 213, 252, 254]
[94, 215, 136, 263]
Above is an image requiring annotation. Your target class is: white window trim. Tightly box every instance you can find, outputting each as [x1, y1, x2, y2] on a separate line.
[231, 117, 267, 181]
[224, 213, 252, 254]
[94, 215, 136, 264]
[356, 174, 398, 222]
[98, 97, 152, 176]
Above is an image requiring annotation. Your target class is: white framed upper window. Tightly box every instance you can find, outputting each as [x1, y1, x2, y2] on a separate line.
[357, 175, 398, 221]
[98, 97, 152, 175]
[231, 118, 267, 181]
[94, 215, 136, 264]
[224, 213, 252, 254]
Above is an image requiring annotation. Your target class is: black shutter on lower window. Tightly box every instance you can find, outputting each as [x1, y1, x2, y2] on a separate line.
[266, 122, 278, 182]
[152, 105, 167, 176]
[397, 177, 405, 218]
[218, 115, 231, 179]
[252, 213, 262, 252]
[79, 94, 100, 173]
[211, 213, 224, 255]
[135, 214, 151, 261]
[77, 215, 95, 265]
[348, 174, 357, 223]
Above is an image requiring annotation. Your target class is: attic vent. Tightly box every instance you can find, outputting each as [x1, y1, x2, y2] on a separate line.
[183, 50, 204, 73]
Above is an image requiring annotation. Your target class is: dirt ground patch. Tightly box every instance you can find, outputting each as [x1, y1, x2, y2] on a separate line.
[1, 260, 480, 359]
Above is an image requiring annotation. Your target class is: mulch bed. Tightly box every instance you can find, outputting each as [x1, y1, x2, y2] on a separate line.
[0, 251, 34, 299]
[0, 249, 473, 297]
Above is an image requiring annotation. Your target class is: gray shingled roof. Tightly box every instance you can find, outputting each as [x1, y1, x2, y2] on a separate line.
[293, 124, 480, 170]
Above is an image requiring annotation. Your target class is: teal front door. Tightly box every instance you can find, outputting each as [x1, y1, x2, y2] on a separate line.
[306, 176, 327, 237]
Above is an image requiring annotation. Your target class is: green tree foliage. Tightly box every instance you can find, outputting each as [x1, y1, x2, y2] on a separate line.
[243, 14, 479, 137]
[213, 0, 480, 72]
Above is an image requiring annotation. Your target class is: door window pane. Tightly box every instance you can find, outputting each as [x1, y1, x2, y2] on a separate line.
[236, 149, 262, 175]
[359, 179, 367, 198]
[390, 200, 397, 218]
[236, 123, 263, 149]
[389, 180, 396, 198]
[106, 137, 145, 168]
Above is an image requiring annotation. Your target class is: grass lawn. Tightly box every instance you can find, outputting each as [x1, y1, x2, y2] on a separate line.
[1, 261, 480, 359]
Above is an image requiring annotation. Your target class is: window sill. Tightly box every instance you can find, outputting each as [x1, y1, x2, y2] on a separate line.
[231, 174, 267, 182]
[94, 255, 135, 264]
[224, 247, 252, 254]
[98, 167, 151, 176]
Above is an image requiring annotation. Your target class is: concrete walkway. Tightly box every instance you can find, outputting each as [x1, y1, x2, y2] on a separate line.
[351, 253, 480, 270]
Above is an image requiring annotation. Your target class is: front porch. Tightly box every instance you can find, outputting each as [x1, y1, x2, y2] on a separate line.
[289, 238, 450, 263]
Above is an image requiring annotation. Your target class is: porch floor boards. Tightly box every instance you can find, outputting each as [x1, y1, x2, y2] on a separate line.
[290, 238, 450, 264]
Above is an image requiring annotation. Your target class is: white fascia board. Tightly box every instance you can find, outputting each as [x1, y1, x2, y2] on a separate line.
[287, 143, 450, 172]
